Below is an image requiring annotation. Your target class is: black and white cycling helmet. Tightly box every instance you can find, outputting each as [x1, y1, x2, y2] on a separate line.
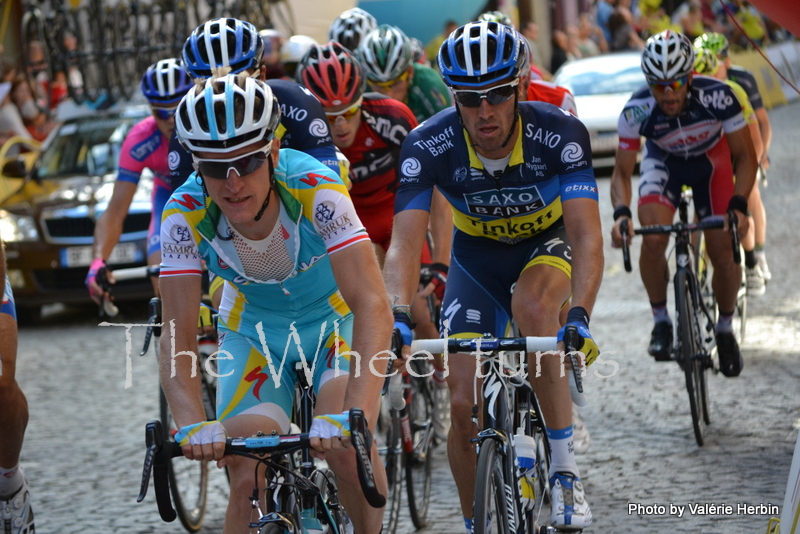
[182, 18, 264, 79]
[357, 25, 414, 83]
[175, 74, 280, 154]
[328, 7, 377, 52]
[641, 30, 695, 82]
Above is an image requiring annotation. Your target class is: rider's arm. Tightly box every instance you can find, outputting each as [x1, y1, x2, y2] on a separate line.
[329, 241, 393, 426]
[384, 209, 432, 309]
[91, 181, 137, 261]
[754, 107, 771, 167]
[725, 125, 758, 225]
[428, 189, 452, 265]
[562, 197, 604, 315]
[609, 148, 639, 247]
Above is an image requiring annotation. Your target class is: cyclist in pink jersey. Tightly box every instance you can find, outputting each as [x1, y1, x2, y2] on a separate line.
[85, 59, 192, 302]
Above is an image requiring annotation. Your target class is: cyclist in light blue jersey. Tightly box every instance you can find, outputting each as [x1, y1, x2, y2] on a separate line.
[161, 74, 390, 534]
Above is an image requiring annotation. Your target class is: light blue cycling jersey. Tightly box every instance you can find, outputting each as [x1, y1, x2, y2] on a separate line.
[160, 148, 370, 427]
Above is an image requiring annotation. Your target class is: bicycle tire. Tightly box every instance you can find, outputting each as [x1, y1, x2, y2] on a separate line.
[378, 406, 402, 534]
[676, 270, 708, 446]
[110, 4, 137, 101]
[72, 6, 106, 105]
[473, 439, 511, 534]
[527, 392, 551, 525]
[405, 364, 434, 528]
[735, 251, 748, 343]
[311, 467, 349, 534]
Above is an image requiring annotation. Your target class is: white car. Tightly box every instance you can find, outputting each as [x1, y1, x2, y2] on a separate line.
[554, 51, 647, 169]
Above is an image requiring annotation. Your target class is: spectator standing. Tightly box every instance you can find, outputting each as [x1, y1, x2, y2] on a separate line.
[577, 13, 608, 56]
[550, 30, 572, 73]
[425, 20, 458, 68]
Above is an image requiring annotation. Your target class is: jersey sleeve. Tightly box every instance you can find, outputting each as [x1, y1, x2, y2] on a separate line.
[561, 91, 578, 117]
[310, 187, 371, 254]
[160, 210, 204, 277]
[735, 69, 764, 110]
[713, 82, 746, 134]
[167, 131, 195, 191]
[117, 125, 147, 184]
[617, 97, 649, 152]
[393, 130, 437, 214]
[556, 112, 598, 202]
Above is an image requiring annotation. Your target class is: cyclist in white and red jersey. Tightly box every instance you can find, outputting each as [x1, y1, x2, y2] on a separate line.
[85, 59, 192, 302]
[610, 30, 757, 377]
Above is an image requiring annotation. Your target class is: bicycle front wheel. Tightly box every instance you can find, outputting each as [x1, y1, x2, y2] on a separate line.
[377, 405, 402, 534]
[159, 384, 211, 532]
[473, 439, 511, 534]
[676, 270, 709, 446]
[405, 368, 434, 528]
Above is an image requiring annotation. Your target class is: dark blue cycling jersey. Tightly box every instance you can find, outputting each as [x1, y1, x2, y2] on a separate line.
[166, 79, 340, 192]
[727, 65, 763, 111]
[394, 101, 597, 245]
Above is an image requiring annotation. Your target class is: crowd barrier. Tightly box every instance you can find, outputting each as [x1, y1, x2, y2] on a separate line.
[730, 41, 800, 108]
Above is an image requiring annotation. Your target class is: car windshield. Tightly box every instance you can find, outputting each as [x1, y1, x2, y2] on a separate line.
[556, 61, 646, 97]
[36, 114, 145, 179]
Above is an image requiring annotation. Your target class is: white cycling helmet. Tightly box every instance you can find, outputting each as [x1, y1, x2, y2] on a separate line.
[281, 35, 319, 64]
[175, 74, 281, 154]
[357, 25, 414, 83]
[641, 30, 695, 81]
[328, 7, 377, 52]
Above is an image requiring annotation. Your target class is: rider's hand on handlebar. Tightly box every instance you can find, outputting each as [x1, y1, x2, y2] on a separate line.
[611, 216, 633, 249]
[557, 307, 600, 367]
[726, 209, 749, 239]
[85, 258, 113, 305]
[419, 262, 448, 301]
[175, 420, 228, 462]
[393, 312, 413, 357]
[310, 411, 352, 457]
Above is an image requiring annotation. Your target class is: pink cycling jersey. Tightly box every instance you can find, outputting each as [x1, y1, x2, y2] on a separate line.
[117, 116, 170, 189]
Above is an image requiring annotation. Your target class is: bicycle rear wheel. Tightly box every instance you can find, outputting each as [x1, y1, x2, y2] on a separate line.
[377, 405, 402, 534]
[405, 365, 434, 528]
[473, 439, 511, 534]
[676, 270, 709, 446]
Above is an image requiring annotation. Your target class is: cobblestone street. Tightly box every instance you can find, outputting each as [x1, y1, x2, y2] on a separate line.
[13, 101, 800, 534]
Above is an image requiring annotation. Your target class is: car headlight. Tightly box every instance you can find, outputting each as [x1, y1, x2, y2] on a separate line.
[0, 211, 39, 242]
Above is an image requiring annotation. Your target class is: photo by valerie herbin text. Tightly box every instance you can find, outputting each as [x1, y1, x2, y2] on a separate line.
[628, 502, 781, 518]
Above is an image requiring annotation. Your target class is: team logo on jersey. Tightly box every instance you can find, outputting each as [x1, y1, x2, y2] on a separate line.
[412, 125, 456, 156]
[525, 156, 548, 177]
[218, 257, 229, 269]
[624, 105, 649, 125]
[315, 201, 336, 224]
[168, 150, 180, 170]
[524, 124, 561, 148]
[169, 225, 191, 243]
[454, 167, 467, 182]
[561, 143, 584, 163]
[696, 88, 734, 111]
[402, 157, 422, 177]
[281, 103, 309, 123]
[463, 186, 545, 218]
[309, 118, 329, 138]
[131, 134, 162, 162]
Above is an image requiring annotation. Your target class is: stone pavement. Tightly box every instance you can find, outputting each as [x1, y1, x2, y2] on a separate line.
[12, 102, 800, 534]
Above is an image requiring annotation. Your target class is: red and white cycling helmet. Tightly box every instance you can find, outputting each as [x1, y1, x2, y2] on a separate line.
[296, 41, 366, 107]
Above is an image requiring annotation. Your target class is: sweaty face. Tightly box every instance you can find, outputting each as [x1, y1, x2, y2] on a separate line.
[648, 75, 691, 117]
[454, 79, 519, 158]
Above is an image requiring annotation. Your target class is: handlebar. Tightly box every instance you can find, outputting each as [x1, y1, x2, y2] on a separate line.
[96, 265, 161, 318]
[619, 212, 740, 274]
[137, 408, 385, 522]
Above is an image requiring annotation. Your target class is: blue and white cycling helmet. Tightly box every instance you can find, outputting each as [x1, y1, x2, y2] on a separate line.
[175, 74, 280, 154]
[438, 21, 525, 87]
[140, 58, 193, 105]
[182, 18, 264, 79]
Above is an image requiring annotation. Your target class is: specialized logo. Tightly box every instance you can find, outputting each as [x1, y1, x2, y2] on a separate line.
[402, 157, 422, 177]
[561, 142, 584, 163]
[308, 118, 329, 138]
[412, 125, 457, 156]
[169, 225, 191, 243]
[244, 365, 269, 401]
[463, 186, 545, 218]
[454, 167, 467, 182]
[524, 124, 561, 148]
[315, 201, 336, 224]
[171, 193, 202, 210]
[299, 253, 325, 272]
[300, 173, 337, 187]
[168, 150, 180, 170]
[697, 88, 734, 110]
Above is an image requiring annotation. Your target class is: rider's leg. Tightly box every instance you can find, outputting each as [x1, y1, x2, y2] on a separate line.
[315, 375, 386, 534]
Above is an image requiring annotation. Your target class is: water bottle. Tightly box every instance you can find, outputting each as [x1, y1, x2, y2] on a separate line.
[514, 433, 537, 512]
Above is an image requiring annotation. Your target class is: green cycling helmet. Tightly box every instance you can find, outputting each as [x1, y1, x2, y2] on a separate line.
[477, 11, 513, 28]
[693, 47, 719, 76]
[357, 24, 414, 83]
[694, 32, 729, 59]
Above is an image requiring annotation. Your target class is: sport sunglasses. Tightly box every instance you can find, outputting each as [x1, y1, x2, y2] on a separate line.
[324, 98, 363, 124]
[451, 79, 519, 108]
[192, 143, 272, 180]
[648, 76, 689, 93]
[369, 70, 410, 89]
[151, 106, 178, 120]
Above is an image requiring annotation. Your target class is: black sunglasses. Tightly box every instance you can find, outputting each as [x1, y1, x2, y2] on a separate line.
[193, 146, 271, 180]
[451, 80, 519, 108]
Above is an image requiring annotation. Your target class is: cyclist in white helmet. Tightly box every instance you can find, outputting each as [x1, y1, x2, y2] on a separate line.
[162, 74, 390, 534]
[611, 30, 756, 377]
[328, 7, 377, 53]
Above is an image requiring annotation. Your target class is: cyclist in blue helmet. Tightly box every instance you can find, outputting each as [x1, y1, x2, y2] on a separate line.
[385, 20, 600, 530]
[86, 58, 193, 302]
[181, 18, 264, 79]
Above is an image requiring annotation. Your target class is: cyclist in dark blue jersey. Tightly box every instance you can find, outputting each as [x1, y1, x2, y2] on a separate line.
[384, 21, 602, 532]
[610, 30, 757, 377]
